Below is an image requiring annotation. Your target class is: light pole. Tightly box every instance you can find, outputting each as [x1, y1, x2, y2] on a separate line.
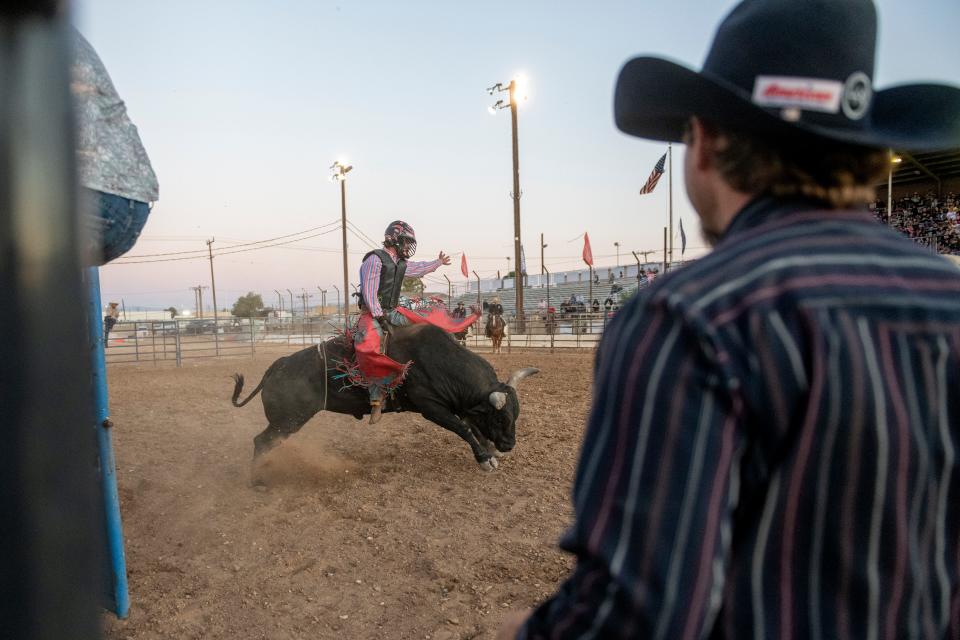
[472, 270, 481, 307]
[274, 289, 283, 314]
[317, 287, 327, 318]
[488, 75, 527, 331]
[286, 289, 294, 317]
[888, 150, 902, 222]
[614, 241, 620, 266]
[443, 274, 452, 306]
[331, 160, 353, 328]
[540, 233, 548, 287]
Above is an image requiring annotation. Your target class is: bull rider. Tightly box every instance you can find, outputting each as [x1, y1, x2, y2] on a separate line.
[355, 220, 451, 424]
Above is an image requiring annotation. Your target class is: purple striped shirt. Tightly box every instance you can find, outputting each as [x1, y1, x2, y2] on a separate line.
[520, 197, 960, 639]
[359, 247, 441, 317]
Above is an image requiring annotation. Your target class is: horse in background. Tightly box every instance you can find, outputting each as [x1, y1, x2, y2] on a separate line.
[487, 314, 506, 354]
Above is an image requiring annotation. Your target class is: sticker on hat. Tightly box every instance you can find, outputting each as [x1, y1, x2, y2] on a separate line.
[752, 76, 842, 114]
[841, 71, 871, 120]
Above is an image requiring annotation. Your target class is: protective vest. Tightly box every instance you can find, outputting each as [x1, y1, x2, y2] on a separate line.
[363, 249, 408, 312]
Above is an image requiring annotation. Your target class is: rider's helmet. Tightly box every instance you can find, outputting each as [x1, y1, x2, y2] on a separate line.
[384, 220, 417, 259]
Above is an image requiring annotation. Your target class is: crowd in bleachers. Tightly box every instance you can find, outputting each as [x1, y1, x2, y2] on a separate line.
[872, 191, 960, 254]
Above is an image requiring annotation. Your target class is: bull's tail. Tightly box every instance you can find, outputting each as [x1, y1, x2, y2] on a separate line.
[231, 372, 266, 408]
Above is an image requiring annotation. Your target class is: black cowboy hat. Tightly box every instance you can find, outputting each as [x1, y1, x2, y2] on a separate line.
[614, 0, 960, 151]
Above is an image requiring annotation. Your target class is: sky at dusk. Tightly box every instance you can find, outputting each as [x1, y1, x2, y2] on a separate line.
[75, 0, 960, 311]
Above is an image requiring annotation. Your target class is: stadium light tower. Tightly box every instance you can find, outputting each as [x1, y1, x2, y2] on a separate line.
[331, 160, 353, 327]
[487, 74, 528, 331]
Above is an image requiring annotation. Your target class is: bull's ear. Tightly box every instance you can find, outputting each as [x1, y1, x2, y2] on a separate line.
[489, 391, 508, 410]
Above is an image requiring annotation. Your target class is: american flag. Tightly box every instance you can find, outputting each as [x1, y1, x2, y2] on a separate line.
[639, 152, 667, 195]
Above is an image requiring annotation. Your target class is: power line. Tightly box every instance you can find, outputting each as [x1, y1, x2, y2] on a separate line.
[113, 219, 341, 259]
[111, 226, 343, 265]
[345, 220, 381, 248]
[345, 225, 378, 250]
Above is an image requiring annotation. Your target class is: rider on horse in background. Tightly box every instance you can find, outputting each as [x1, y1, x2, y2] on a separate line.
[485, 296, 504, 338]
[355, 220, 451, 424]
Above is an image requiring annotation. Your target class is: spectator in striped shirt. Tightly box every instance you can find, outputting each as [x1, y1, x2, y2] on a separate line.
[355, 220, 450, 424]
[501, 0, 960, 638]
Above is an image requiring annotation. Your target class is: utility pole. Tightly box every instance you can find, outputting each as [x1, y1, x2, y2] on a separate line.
[206, 238, 220, 353]
[331, 160, 353, 327]
[639, 249, 657, 263]
[331, 284, 340, 328]
[190, 285, 208, 318]
[301, 289, 312, 316]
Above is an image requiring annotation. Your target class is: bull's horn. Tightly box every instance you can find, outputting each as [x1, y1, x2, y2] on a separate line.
[489, 391, 508, 410]
[506, 367, 540, 389]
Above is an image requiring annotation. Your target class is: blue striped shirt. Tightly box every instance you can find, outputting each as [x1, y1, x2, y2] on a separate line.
[520, 197, 960, 639]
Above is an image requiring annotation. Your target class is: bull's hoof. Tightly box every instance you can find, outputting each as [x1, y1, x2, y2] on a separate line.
[479, 457, 499, 472]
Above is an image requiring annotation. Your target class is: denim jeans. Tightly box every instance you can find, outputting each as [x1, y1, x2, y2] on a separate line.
[82, 188, 151, 265]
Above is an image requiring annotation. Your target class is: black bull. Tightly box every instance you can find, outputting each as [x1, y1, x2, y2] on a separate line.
[231, 324, 539, 472]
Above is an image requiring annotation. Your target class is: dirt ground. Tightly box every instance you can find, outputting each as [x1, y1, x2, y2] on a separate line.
[101, 346, 594, 640]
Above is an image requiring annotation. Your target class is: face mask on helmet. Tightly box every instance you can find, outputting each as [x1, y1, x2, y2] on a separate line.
[384, 221, 417, 259]
[396, 235, 417, 259]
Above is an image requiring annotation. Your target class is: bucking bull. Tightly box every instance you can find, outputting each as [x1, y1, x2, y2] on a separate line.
[231, 324, 538, 475]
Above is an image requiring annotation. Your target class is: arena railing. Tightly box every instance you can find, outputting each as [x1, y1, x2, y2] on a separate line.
[458, 311, 615, 353]
[102, 309, 617, 366]
[103, 315, 348, 366]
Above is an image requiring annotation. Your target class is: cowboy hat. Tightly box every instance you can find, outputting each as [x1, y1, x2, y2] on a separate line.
[614, 0, 960, 151]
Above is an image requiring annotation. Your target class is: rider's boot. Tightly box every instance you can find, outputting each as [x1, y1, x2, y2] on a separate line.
[369, 396, 383, 425]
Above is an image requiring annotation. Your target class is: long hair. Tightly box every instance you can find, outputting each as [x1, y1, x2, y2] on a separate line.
[711, 125, 888, 209]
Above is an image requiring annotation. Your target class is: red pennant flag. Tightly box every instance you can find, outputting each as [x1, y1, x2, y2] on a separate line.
[582, 233, 594, 267]
[461, 253, 469, 278]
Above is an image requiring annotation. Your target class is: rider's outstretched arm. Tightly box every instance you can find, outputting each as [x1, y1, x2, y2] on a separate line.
[405, 257, 441, 278]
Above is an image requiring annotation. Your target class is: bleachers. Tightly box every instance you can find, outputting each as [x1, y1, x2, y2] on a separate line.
[451, 273, 648, 316]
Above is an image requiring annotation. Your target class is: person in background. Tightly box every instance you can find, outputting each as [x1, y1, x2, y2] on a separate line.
[103, 301, 119, 343]
[500, 0, 960, 637]
[71, 27, 158, 266]
[485, 296, 504, 337]
[451, 301, 467, 320]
